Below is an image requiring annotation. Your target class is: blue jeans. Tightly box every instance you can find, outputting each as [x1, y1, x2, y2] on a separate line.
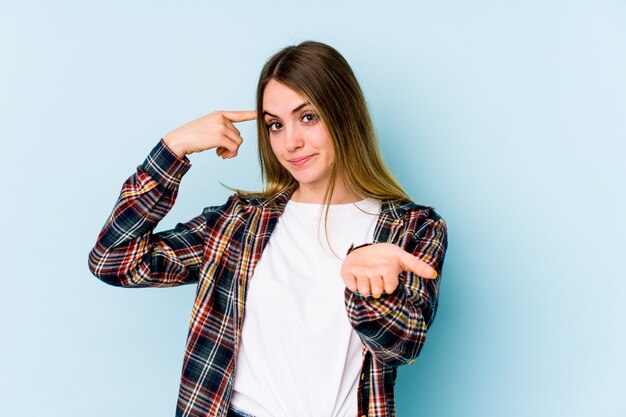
[227, 405, 256, 417]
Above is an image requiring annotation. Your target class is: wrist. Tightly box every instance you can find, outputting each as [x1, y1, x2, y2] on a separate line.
[162, 135, 188, 159]
[346, 242, 374, 256]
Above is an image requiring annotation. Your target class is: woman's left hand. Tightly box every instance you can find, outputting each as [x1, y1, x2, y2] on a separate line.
[340, 243, 438, 298]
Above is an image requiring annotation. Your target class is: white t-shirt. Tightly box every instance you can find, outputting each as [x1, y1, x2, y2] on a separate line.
[229, 197, 383, 417]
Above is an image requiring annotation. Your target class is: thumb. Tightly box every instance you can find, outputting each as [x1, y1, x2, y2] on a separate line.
[221, 110, 257, 123]
[398, 251, 438, 279]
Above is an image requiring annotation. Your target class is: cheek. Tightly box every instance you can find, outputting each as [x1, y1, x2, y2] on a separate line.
[268, 137, 284, 162]
[321, 136, 335, 161]
[310, 126, 333, 151]
[268, 136, 278, 153]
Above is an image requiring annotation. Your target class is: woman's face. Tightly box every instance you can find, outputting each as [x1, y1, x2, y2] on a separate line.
[262, 79, 335, 193]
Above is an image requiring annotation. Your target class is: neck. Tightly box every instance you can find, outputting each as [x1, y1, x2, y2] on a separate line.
[290, 176, 361, 205]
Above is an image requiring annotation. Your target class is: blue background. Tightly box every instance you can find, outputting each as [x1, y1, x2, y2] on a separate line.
[1, 1, 624, 416]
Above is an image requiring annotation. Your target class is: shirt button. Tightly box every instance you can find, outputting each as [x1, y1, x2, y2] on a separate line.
[361, 373, 365, 380]
[408, 359, 415, 365]
[175, 173, 182, 179]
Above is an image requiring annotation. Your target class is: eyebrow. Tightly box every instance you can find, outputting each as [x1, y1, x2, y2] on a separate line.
[262, 102, 310, 118]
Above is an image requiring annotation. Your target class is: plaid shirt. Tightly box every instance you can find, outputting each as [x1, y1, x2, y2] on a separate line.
[88, 138, 448, 417]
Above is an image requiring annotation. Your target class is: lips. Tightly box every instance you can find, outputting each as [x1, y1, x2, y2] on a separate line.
[288, 155, 314, 166]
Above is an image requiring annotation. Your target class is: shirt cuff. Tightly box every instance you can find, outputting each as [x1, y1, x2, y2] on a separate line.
[344, 283, 408, 326]
[140, 138, 192, 190]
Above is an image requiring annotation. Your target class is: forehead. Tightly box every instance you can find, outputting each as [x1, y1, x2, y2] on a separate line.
[262, 79, 310, 114]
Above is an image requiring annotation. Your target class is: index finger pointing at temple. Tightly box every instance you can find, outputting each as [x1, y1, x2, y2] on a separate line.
[221, 110, 257, 123]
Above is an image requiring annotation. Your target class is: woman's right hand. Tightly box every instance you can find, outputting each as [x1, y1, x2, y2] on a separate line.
[162, 110, 257, 159]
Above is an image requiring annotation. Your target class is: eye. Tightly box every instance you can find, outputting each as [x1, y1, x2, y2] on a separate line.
[266, 121, 282, 132]
[302, 112, 318, 123]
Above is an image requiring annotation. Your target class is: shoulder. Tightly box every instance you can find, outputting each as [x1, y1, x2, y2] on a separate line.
[383, 200, 447, 244]
[201, 193, 280, 218]
[201, 193, 255, 219]
[383, 200, 445, 224]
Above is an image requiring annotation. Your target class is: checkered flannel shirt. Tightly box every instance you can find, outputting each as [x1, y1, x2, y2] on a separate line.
[88, 138, 448, 417]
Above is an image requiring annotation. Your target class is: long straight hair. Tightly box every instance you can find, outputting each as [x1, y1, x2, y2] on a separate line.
[227, 41, 412, 257]
[232, 40, 411, 206]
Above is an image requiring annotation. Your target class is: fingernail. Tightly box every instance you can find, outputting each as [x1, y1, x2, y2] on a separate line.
[433, 270, 438, 278]
[373, 293, 381, 299]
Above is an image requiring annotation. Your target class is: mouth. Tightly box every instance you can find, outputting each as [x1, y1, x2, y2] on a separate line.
[288, 155, 314, 166]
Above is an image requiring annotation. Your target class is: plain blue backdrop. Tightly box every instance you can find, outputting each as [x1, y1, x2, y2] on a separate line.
[1, 1, 624, 416]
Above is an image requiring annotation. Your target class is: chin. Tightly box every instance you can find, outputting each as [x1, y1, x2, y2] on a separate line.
[290, 171, 319, 183]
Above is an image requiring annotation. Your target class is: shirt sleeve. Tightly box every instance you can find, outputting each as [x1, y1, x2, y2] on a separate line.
[87, 138, 207, 288]
[343, 210, 448, 367]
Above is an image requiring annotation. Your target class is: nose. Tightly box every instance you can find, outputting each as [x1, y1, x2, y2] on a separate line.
[284, 124, 304, 152]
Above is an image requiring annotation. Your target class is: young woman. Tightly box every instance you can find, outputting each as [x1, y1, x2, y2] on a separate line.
[88, 40, 448, 417]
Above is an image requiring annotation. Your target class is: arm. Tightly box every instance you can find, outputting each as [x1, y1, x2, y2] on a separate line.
[87, 138, 206, 288]
[342, 211, 448, 367]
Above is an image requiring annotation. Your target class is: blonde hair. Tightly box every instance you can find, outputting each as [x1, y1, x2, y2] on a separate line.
[230, 40, 411, 204]
[226, 40, 412, 257]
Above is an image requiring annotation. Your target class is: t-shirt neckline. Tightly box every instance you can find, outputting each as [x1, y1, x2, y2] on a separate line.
[285, 198, 382, 217]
